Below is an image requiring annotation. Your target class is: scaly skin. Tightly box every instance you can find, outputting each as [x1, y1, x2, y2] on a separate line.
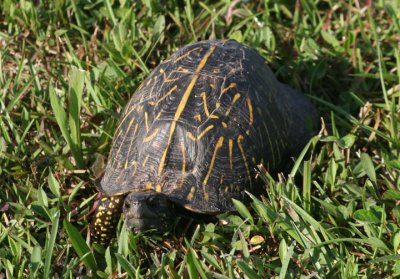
[92, 195, 125, 244]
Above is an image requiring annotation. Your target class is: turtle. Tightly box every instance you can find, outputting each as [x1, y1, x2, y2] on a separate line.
[92, 39, 318, 243]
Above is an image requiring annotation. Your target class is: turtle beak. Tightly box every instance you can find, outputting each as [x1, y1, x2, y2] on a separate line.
[123, 191, 174, 232]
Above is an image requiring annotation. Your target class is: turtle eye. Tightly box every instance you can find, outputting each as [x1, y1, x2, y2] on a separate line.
[147, 195, 161, 208]
[147, 195, 168, 209]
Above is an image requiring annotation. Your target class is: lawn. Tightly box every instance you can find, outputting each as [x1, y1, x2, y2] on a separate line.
[0, 0, 399, 278]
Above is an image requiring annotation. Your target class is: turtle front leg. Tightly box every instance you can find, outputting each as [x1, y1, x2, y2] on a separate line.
[92, 194, 125, 244]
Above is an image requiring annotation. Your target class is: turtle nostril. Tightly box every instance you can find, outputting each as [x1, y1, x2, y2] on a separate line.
[124, 202, 131, 210]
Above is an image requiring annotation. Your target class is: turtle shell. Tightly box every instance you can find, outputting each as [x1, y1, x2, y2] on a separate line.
[99, 39, 317, 213]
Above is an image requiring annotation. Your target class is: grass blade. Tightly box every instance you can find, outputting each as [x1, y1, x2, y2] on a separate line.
[43, 211, 59, 278]
[68, 67, 85, 168]
[115, 253, 137, 278]
[29, 245, 41, 278]
[49, 84, 73, 164]
[303, 160, 311, 213]
[279, 241, 295, 279]
[232, 198, 253, 225]
[360, 153, 377, 184]
[236, 260, 261, 279]
[63, 219, 97, 271]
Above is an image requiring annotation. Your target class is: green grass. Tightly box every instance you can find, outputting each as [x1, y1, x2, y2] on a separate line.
[1, 0, 399, 278]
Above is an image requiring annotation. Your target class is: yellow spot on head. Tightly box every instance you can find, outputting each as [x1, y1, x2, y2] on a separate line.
[194, 114, 202, 122]
[107, 211, 113, 215]
[222, 122, 228, 128]
[96, 212, 103, 218]
[159, 68, 164, 73]
[156, 184, 162, 192]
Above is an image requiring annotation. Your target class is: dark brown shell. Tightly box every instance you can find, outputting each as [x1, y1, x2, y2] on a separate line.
[99, 39, 317, 213]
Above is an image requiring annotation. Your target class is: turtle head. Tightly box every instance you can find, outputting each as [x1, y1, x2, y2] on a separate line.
[123, 191, 175, 232]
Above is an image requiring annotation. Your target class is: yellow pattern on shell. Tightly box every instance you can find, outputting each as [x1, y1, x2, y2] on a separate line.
[158, 46, 217, 175]
[203, 136, 224, 200]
